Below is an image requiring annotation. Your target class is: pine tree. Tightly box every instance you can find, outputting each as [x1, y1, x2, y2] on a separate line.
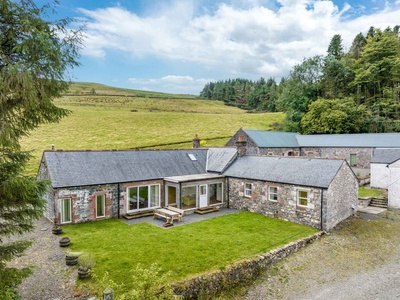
[0, 0, 82, 296]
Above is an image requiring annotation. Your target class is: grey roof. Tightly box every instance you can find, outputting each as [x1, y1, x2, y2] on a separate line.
[242, 129, 400, 148]
[43, 149, 208, 188]
[297, 133, 400, 147]
[223, 156, 345, 188]
[244, 130, 299, 147]
[371, 148, 400, 164]
[206, 148, 237, 173]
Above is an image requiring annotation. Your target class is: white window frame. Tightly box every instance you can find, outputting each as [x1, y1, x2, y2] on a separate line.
[127, 184, 161, 212]
[297, 190, 309, 207]
[96, 194, 106, 218]
[60, 198, 72, 224]
[244, 183, 252, 197]
[268, 186, 278, 202]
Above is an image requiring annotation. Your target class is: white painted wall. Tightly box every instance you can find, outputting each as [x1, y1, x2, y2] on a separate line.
[388, 160, 400, 209]
[370, 163, 390, 189]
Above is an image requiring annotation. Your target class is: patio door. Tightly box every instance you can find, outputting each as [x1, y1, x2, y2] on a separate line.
[199, 185, 208, 208]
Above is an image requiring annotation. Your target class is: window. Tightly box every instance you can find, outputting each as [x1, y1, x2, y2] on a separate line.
[127, 184, 160, 211]
[297, 190, 308, 207]
[307, 152, 314, 158]
[268, 186, 278, 201]
[181, 186, 197, 209]
[61, 198, 72, 224]
[96, 194, 105, 218]
[350, 154, 357, 166]
[245, 183, 252, 197]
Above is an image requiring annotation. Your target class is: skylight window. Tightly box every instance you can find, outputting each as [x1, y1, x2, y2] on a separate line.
[188, 154, 197, 161]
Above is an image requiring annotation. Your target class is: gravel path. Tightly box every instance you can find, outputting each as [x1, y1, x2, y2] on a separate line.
[7, 218, 82, 300]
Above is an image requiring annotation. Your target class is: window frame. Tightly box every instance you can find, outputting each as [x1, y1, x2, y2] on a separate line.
[127, 184, 161, 212]
[244, 183, 252, 197]
[268, 186, 278, 202]
[60, 198, 72, 224]
[96, 194, 106, 218]
[297, 190, 309, 207]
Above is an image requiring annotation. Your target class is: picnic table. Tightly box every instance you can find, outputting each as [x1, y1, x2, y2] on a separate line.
[153, 208, 182, 225]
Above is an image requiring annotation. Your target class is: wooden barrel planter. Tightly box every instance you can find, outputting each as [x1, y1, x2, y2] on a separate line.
[52, 226, 63, 235]
[78, 267, 91, 279]
[65, 253, 80, 266]
[59, 237, 71, 247]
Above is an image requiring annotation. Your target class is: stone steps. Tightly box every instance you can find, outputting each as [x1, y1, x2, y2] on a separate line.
[369, 198, 388, 208]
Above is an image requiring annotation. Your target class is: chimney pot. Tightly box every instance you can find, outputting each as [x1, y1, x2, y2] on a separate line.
[193, 134, 200, 149]
[51, 144, 55, 151]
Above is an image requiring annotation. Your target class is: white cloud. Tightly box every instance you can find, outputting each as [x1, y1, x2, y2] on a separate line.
[128, 75, 212, 94]
[79, 0, 400, 79]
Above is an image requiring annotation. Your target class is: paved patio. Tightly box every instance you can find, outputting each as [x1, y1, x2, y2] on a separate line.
[357, 206, 387, 214]
[120, 208, 240, 228]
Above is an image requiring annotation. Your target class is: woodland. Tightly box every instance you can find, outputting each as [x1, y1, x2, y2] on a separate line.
[200, 26, 400, 134]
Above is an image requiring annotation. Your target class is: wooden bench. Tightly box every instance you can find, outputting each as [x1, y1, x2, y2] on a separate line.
[153, 213, 171, 224]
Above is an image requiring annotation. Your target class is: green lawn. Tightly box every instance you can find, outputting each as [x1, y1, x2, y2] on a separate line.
[62, 211, 318, 294]
[358, 187, 384, 198]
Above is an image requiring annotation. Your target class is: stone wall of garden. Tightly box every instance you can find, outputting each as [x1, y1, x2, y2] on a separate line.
[173, 231, 324, 299]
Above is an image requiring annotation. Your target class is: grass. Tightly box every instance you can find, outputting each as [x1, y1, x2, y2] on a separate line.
[358, 187, 384, 198]
[21, 93, 284, 175]
[62, 211, 318, 295]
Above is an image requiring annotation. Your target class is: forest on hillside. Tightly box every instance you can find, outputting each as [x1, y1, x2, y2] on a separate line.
[200, 26, 400, 134]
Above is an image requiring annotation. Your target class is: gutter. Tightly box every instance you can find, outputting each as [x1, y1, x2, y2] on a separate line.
[320, 189, 324, 231]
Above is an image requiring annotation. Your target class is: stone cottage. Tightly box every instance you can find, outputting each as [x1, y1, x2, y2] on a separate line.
[226, 128, 400, 168]
[224, 156, 358, 231]
[38, 145, 358, 231]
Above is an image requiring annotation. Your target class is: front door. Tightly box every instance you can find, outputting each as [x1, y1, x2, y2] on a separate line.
[199, 185, 208, 208]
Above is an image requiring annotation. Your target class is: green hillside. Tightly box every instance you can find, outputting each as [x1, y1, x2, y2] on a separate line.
[66, 82, 199, 99]
[21, 82, 284, 175]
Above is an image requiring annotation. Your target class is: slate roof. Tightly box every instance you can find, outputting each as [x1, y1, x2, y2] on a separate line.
[371, 148, 400, 164]
[242, 129, 400, 148]
[297, 133, 400, 147]
[206, 148, 237, 173]
[223, 156, 345, 188]
[43, 149, 208, 188]
[244, 130, 299, 147]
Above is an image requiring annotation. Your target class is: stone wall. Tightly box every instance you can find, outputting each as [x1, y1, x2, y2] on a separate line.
[301, 147, 373, 168]
[324, 162, 358, 231]
[37, 158, 55, 221]
[227, 178, 323, 229]
[55, 184, 118, 224]
[173, 231, 324, 300]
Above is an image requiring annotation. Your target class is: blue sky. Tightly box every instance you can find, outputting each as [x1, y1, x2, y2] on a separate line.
[38, 0, 400, 94]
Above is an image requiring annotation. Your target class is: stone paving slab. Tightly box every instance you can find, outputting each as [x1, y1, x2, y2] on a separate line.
[357, 205, 387, 214]
[120, 208, 240, 228]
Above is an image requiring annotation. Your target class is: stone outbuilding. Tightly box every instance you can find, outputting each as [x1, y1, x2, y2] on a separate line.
[223, 156, 358, 231]
[226, 128, 400, 169]
[370, 148, 400, 189]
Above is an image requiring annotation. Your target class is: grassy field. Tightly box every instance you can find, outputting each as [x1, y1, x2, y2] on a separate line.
[358, 187, 385, 198]
[62, 211, 318, 296]
[20, 84, 284, 175]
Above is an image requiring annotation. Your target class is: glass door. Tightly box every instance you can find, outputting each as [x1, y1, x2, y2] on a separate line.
[61, 198, 72, 223]
[199, 185, 208, 208]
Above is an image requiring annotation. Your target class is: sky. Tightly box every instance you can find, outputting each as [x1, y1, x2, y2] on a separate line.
[36, 0, 400, 95]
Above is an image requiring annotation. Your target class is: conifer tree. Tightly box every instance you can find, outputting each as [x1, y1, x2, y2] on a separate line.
[0, 0, 81, 296]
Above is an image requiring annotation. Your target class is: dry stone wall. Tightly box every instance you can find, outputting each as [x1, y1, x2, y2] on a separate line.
[173, 231, 324, 299]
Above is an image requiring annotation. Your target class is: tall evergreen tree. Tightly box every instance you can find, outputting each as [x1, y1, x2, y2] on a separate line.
[0, 0, 82, 296]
